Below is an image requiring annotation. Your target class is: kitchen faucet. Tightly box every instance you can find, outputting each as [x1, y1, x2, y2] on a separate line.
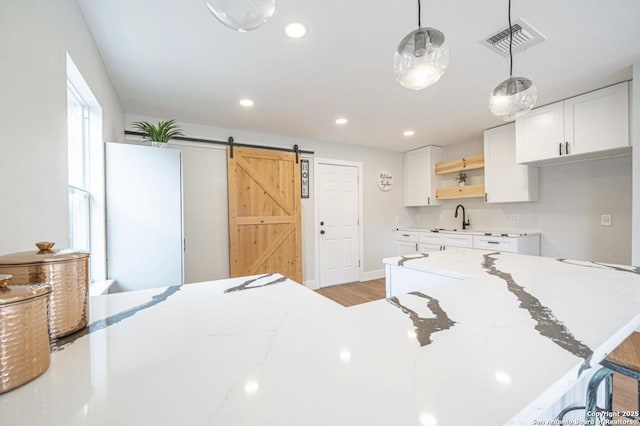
[454, 204, 470, 230]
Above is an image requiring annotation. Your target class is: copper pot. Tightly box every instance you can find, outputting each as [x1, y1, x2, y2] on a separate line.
[0, 274, 52, 394]
[0, 242, 90, 340]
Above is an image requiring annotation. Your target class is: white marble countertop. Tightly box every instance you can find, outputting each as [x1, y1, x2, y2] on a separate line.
[396, 227, 541, 237]
[1, 251, 639, 426]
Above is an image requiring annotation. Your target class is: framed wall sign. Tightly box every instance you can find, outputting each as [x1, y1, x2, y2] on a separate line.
[301, 159, 310, 198]
[377, 170, 393, 191]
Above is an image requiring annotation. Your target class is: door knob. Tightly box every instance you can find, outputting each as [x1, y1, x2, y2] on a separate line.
[320, 230, 325, 235]
[320, 221, 324, 226]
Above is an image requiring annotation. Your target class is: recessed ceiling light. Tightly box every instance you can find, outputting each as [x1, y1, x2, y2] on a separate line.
[335, 118, 348, 125]
[284, 22, 307, 39]
[239, 99, 254, 107]
[404, 130, 415, 137]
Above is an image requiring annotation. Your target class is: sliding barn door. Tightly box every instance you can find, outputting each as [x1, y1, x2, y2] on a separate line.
[227, 147, 302, 283]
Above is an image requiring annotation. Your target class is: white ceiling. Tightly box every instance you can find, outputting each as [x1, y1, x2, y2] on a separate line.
[79, 0, 640, 152]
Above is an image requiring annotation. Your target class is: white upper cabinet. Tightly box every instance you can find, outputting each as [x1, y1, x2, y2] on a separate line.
[515, 101, 565, 163]
[404, 146, 442, 207]
[484, 123, 539, 203]
[564, 82, 630, 155]
[516, 82, 629, 165]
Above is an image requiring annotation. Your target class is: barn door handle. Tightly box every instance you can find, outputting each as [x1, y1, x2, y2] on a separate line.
[320, 230, 325, 235]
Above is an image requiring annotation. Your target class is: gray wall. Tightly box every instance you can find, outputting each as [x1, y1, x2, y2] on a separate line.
[0, 0, 124, 254]
[633, 65, 640, 267]
[127, 114, 412, 286]
[412, 139, 633, 264]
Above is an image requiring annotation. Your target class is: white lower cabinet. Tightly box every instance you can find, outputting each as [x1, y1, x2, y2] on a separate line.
[396, 229, 541, 256]
[418, 243, 442, 253]
[396, 241, 419, 256]
[394, 230, 419, 255]
[472, 234, 540, 255]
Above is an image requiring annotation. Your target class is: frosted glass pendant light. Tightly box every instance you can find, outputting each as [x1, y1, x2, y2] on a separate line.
[204, 0, 276, 32]
[489, 0, 537, 121]
[394, 0, 449, 90]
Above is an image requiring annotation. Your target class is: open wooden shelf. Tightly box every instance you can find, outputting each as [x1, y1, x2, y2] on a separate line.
[435, 155, 484, 175]
[435, 184, 485, 200]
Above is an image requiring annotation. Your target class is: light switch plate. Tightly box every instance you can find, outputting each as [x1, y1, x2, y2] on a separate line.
[601, 214, 612, 226]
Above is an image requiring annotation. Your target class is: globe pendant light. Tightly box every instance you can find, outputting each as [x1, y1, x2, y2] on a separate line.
[489, 0, 537, 121]
[394, 0, 449, 90]
[204, 0, 276, 32]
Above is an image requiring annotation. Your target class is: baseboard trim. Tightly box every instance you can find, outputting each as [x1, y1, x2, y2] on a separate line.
[304, 279, 319, 290]
[360, 269, 385, 282]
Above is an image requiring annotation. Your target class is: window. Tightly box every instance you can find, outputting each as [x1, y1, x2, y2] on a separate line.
[67, 82, 91, 251]
[66, 53, 107, 283]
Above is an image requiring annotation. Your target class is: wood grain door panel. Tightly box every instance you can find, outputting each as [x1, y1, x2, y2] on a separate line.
[228, 147, 302, 283]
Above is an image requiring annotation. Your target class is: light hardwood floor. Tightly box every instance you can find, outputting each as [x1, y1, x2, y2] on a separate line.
[315, 279, 639, 417]
[315, 278, 385, 307]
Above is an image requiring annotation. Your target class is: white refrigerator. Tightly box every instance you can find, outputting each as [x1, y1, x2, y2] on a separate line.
[106, 142, 184, 292]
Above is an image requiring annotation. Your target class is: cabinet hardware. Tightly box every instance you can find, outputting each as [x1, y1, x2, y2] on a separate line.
[402, 234, 410, 237]
[427, 196, 431, 205]
[320, 230, 325, 235]
[559, 142, 562, 156]
[488, 241, 499, 245]
[565, 141, 569, 155]
[485, 193, 487, 202]
[415, 243, 418, 251]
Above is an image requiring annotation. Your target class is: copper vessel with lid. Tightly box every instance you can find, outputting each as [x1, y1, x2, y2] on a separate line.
[0, 242, 90, 339]
[0, 274, 52, 394]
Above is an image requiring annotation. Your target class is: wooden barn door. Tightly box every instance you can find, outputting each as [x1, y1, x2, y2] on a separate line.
[227, 147, 302, 283]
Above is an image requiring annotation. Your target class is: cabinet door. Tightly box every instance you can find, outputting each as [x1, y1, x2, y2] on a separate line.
[418, 243, 442, 253]
[442, 233, 473, 248]
[484, 123, 539, 203]
[404, 146, 442, 206]
[516, 101, 564, 163]
[565, 82, 629, 155]
[395, 241, 418, 256]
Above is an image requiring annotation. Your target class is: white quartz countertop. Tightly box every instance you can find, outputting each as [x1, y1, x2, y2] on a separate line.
[396, 227, 541, 237]
[2, 252, 640, 426]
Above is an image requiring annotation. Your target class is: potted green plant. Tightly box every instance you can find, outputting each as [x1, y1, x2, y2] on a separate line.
[456, 171, 468, 187]
[131, 119, 184, 147]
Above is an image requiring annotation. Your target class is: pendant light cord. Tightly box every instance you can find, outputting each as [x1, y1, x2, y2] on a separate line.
[508, 0, 513, 77]
[418, 0, 422, 27]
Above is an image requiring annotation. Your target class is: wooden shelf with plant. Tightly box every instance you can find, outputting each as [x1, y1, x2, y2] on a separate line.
[434, 155, 484, 175]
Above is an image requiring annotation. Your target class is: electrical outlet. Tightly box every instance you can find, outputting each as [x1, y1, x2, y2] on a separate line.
[508, 214, 519, 224]
[601, 214, 612, 226]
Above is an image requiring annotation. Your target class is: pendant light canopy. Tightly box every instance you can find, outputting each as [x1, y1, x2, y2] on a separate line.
[489, 0, 537, 121]
[204, 0, 276, 32]
[394, 1, 449, 90]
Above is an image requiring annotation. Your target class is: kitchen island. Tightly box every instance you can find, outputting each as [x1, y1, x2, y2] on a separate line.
[1, 250, 639, 425]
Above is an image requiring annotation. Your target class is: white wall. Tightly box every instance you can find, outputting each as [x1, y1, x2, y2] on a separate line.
[0, 0, 124, 254]
[126, 114, 412, 286]
[412, 139, 633, 264]
[632, 65, 640, 267]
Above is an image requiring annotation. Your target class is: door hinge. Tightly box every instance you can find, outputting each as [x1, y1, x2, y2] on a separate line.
[183, 239, 186, 252]
[357, 217, 360, 226]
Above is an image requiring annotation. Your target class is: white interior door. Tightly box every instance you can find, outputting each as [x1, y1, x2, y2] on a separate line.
[317, 162, 360, 287]
[106, 142, 184, 292]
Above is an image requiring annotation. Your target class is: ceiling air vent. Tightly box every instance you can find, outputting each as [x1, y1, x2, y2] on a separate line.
[481, 18, 546, 57]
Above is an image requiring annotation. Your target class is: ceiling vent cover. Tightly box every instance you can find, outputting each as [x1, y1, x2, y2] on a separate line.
[481, 18, 546, 57]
